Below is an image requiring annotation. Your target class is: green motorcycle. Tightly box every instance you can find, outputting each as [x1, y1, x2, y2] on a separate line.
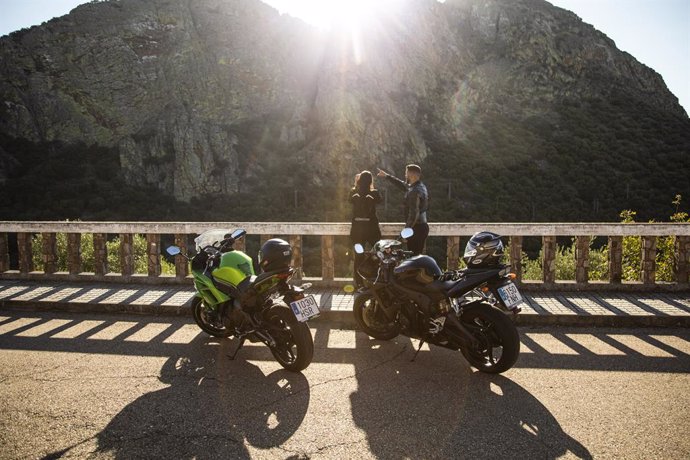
[166, 229, 319, 372]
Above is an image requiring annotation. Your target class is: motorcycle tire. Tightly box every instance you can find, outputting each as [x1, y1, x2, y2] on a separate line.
[264, 306, 314, 372]
[458, 303, 520, 374]
[191, 296, 233, 338]
[353, 292, 400, 341]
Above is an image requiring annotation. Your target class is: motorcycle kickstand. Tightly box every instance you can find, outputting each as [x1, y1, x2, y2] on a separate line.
[411, 339, 426, 362]
[228, 336, 246, 360]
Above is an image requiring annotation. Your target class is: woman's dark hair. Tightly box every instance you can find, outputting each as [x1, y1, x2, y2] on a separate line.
[356, 170, 373, 193]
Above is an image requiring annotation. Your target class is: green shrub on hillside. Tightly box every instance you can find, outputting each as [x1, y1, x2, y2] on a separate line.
[517, 196, 688, 282]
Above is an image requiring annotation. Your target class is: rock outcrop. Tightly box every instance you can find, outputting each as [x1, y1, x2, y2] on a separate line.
[0, 0, 687, 209]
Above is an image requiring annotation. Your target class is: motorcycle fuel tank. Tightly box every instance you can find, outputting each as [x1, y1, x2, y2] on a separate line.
[212, 251, 255, 287]
[394, 255, 443, 284]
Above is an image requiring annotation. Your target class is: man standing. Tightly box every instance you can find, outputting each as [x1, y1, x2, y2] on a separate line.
[377, 164, 429, 255]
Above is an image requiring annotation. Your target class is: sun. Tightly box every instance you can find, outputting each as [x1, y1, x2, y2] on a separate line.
[262, 0, 404, 64]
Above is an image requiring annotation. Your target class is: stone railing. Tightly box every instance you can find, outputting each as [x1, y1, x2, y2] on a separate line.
[0, 222, 688, 291]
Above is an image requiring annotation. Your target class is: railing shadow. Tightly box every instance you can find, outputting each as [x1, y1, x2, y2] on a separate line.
[1, 311, 689, 374]
[2, 310, 690, 458]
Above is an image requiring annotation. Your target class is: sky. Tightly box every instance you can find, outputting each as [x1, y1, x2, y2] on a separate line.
[0, 0, 688, 113]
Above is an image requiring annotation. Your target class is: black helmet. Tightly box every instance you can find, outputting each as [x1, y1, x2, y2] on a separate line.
[394, 255, 443, 284]
[463, 232, 504, 268]
[258, 238, 292, 272]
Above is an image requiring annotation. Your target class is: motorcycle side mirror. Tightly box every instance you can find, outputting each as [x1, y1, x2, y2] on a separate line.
[354, 244, 365, 254]
[166, 246, 181, 256]
[230, 229, 246, 240]
[400, 228, 414, 239]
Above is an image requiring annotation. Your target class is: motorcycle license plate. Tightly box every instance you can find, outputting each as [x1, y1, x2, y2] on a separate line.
[289, 295, 320, 322]
[497, 282, 524, 310]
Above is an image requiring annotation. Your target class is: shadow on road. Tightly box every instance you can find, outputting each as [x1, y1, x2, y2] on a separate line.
[42, 336, 310, 459]
[349, 333, 592, 459]
[2, 310, 688, 458]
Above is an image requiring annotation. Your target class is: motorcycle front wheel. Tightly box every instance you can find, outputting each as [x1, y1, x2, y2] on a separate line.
[353, 293, 400, 340]
[458, 303, 520, 374]
[264, 306, 314, 372]
[191, 296, 233, 338]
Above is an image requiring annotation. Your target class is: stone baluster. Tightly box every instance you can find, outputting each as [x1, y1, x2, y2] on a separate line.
[42, 233, 58, 274]
[93, 233, 108, 276]
[446, 236, 460, 270]
[147, 233, 161, 277]
[67, 233, 82, 275]
[119, 233, 134, 277]
[608, 236, 623, 283]
[174, 234, 188, 279]
[17, 233, 33, 274]
[575, 236, 590, 284]
[0, 233, 9, 272]
[290, 235, 303, 279]
[509, 236, 523, 282]
[322, 235, 335, 281]
[641, 236, 657, 285]
[674, 235, 690, 284]
[542, 235, 556, 284]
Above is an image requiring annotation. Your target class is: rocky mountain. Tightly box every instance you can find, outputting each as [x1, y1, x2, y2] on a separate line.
[1, 0, 688, 221]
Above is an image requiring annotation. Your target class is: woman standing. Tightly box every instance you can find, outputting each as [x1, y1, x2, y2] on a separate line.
[350, 171, 382, 289]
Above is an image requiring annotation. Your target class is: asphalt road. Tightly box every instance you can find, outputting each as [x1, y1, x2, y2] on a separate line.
[0, 310, 689, 459]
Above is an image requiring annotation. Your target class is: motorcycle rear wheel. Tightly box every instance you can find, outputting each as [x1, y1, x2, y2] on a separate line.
[353, 293, 400, 340]
[191, 296, 233, 338]
[458, 303, 520, 374]
[265, 306, 314, 372]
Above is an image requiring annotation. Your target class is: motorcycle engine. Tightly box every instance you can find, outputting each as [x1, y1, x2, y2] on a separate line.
[222, 300, 250, 331]
[399, 300, 421, 336]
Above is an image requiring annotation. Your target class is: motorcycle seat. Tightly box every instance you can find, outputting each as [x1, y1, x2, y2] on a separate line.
[401, 279, 456, 294]
[428, 279, 458, 292]
[241, 268, 293, 292]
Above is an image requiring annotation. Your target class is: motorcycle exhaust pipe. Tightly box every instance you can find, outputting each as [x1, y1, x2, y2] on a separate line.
[444, 313, 479, 348]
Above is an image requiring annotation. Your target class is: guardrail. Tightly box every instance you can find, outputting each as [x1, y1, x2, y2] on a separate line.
[0, 222, 688, 291]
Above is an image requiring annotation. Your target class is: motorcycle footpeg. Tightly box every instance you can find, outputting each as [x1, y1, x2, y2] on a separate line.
[246, 334, 260, 343]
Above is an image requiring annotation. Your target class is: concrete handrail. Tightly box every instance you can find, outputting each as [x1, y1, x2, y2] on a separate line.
[0, 221, 688, 236]
[0, 221, 688, 290]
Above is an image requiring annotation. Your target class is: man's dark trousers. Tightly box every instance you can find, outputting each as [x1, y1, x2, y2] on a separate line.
[408, 222, 429, 255]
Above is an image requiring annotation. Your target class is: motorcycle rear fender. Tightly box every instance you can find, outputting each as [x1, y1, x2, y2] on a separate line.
[446, 268, 502, 298]
[280, 283, 309, 304]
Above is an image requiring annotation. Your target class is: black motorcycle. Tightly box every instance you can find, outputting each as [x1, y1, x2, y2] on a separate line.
[353, 229, 522, 374]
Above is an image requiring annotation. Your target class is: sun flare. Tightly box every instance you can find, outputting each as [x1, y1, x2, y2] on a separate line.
[262, 0, 406, 64]
[262, 0, 395, 31]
